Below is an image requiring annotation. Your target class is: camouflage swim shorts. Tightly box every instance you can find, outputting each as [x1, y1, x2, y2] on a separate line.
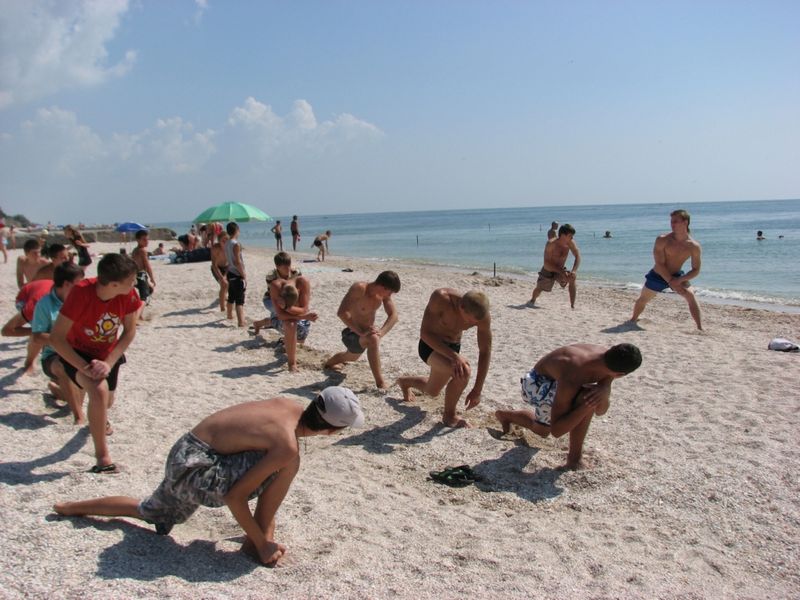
[138, 432, 276, 533]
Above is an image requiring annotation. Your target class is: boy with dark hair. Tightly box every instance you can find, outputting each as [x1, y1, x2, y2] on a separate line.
[2, 277, 54, 373]
[224, 222, 247, 327]
[270, 277, 317, 372]
[311, 230, 332, 261]
[54, 387, 363, 566]
[50, 253, 143, 473]
[17, 238, 50, 288]
[324, 271, 401, 389]
[31, 263, 86, 422]
[495, 343, 642, 469]
[528, 223, 581, 308]
[33, 243, 71, 281]
[131, 230, 156, 304]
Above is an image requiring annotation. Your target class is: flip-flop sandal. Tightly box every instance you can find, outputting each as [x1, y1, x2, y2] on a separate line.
[428, 465, 477, 487]
[89, 463, 118, 474]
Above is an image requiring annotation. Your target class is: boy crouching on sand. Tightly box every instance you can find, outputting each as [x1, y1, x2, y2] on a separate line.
[54, 387, 364, 566]
[495, 343, 641, 469]
[31, 263, 86, 423]
[50, 253, 143, 473]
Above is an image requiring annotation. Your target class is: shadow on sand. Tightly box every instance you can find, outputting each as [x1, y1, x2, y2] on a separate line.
[472, 438, 565, 503]
[600, 321, 644, 334]
[0, 427, 90, 485]
[46, 515, 261, 582]
[335, 397, 458, 454]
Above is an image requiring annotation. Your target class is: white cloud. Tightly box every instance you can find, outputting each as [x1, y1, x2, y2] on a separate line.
[0, 0, 135, 109]
[193, 0, 209, 24]
[227, 96, 383, 158]
[0, 98, 383, 222]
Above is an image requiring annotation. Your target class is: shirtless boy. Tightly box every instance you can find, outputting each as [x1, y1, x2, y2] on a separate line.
[397, 289, 492, 428]
[33, 244, 71, 281]
[324, 271, 401, 389]
[17, 239, 50, 288]
[31, 263, 86, 422]
[54, 387, 364, 566]
[631, 209, 703, 329]
[270, 277, 317, 372]
[2, 278, 54, 373]
[270, 221, 283, 251]
[251, 251, 300, 335]
[529, 224, 581, 308]
[50, 253, 142, 473]
[210, 231, 229, 311]
[132, 230, 156, 305]
[495, 343, 642, 469]
[290, 215, 300, 251]
[312, 230, 331, 261]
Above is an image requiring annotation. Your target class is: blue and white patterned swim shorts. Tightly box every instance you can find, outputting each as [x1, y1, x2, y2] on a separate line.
[520, 369, 558, 426]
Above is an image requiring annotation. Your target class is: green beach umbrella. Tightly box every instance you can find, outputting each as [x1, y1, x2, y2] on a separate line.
[193, 202, 271, 223]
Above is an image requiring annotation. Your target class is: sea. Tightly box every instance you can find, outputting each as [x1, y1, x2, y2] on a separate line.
[156, 199, 800, 312]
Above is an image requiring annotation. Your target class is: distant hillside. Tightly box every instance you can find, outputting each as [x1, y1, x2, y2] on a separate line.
[0, 207, 32, 227]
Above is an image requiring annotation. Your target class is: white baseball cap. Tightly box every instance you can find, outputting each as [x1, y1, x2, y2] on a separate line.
[317, 386, 364, 428]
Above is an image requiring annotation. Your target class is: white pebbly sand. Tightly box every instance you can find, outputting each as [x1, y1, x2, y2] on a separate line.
[0, 242, 798, 599]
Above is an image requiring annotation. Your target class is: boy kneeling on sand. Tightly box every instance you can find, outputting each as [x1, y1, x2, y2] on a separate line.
[495, 343, 642, 469]
[50, 253, 142, 473]
[54, 387, 364, 566]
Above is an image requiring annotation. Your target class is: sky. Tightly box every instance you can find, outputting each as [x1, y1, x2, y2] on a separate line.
[0, 0, 798, 225]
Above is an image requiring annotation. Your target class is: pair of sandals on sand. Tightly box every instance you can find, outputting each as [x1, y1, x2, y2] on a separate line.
[428, 465, 482, 488]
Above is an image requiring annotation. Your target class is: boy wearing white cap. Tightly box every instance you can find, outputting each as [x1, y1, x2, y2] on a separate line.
[54, 386, 364, 566]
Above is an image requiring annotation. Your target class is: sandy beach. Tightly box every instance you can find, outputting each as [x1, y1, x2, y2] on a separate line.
[1, 242, 798, 599]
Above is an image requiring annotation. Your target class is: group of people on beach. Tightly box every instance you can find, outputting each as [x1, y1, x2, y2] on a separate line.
[3, 209, 707, 566]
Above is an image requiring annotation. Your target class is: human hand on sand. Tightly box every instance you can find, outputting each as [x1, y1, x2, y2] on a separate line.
[85, 359, 110, 380]
[465, 389, 481, 410]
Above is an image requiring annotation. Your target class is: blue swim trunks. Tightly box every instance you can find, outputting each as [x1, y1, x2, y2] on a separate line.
[520, 369, 557, 426]
[644, 269, 685, 293]
[271, 317, 311, 341]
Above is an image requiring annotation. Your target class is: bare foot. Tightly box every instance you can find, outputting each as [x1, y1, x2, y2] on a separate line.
[559, 459, 586, 471]
[74, 416, 87, 426]
[323, 361, 343, 372]
[22, 362, 35, 376]
[374, 377, 387, 390]
[288, 363, 299, 373]
[495, 410, 511, 434]
[53, 502, 77, 516]
[47, 382, 64, 401]
[397, 378, 416, 402]
[443, 416, 471, 428]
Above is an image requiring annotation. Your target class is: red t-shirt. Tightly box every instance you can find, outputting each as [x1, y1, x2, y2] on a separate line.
[16, 279, 54, 321]
[59, 277, 143, 359]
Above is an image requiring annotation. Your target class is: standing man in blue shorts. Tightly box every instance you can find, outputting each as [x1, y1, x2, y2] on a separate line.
[630, 209, 703, 329]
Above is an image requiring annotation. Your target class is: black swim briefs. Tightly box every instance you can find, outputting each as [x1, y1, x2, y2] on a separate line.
[418, 340, 462, 364]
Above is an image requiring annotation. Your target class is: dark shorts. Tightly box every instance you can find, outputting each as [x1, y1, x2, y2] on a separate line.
[62, 349, 127, 391]
[226, 272, 246, 305]
[42, 353, 61, 381]
[211, 264, 228, 284]
[313, 239, 322, 248]
[136, 271, 152, 302]
[418, 340, 461, 364]
[274, 233, 282, 241]
[342, 328, 365, 354]
[536, 268, 568, 292]
[644, 269, 686, 293]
